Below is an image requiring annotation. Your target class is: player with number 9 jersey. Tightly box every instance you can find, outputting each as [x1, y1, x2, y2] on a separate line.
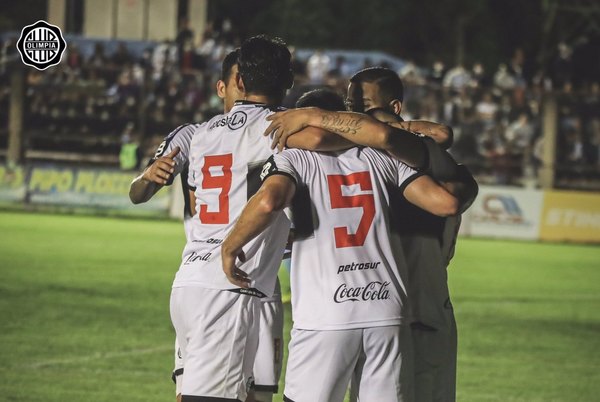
[173, 101, 291, 298]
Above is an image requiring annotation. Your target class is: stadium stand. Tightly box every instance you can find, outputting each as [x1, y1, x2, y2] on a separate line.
[1, 32, 598, 189]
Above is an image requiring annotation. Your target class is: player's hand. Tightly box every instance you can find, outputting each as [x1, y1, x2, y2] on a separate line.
[142, 147, 180, 185]
[264, 109, 312, 152]
[222, 246, 251, 288]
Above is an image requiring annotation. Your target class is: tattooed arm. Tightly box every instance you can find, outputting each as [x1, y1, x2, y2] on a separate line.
[392, 120, 453, 149]
[265, 107, 427, 169]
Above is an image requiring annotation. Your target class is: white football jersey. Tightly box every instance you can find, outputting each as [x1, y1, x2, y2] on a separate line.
[172, 102, 291, 297]
[151, 124, 198, 237]
[265, 147, 421, 330]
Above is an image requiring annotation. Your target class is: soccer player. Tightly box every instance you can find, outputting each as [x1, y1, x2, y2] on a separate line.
[129, 49, 284, 402]
[129, 49, 241, 402]
[170, 35, 348, 402]
[261, 67, 477, 402]
[346, 67, 454, 149]
[345, 67, 477, 402]
[220, 107, 460, 401]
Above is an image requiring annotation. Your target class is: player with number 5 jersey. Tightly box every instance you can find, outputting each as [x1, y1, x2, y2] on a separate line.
[220, 90, 461, 401]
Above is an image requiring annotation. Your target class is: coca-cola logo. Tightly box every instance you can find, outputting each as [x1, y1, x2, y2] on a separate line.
[333, 281, 391, 303]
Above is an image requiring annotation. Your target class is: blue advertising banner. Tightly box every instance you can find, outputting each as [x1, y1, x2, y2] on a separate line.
[0, 164, 171, 216]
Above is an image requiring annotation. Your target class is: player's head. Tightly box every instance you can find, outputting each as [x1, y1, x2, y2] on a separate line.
[295, 88, 346, 111]
[217, 48, 243, 113]
[237, 35, 293, 104]
[347, 67, 404, 115]
[366, 108, 402, 124]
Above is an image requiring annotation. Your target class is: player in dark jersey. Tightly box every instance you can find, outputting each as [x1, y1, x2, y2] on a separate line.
[347, 67, 477, 402]
[346, 67, 477, 402]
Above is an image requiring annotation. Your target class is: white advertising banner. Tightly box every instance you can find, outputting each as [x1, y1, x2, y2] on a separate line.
[465, 186, 544, 240]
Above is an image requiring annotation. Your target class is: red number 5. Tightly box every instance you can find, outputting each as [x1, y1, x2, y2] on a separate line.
[199, 154, 233, 224]
[327, 172, 375, 248]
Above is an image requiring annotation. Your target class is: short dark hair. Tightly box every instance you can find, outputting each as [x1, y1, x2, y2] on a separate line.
[295, 88, 345, 111]
[221, 48, 239, 82]
[350, 67, 404, 103]
[238, 35, 293, 98]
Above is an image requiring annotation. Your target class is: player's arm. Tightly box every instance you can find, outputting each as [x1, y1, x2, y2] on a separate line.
[285, 126, 354, 152]
[221, 175, 296, 288]
[440, 165, 478, 214]
[188, 189, 197, 215]
[402, 175, 459, 217]
[265, 108, 427, 169]
[129, 147, 180, 204]
[392, 121, 453, 149]
[365, 108, 453, 149]
[420, 138, 478, 214]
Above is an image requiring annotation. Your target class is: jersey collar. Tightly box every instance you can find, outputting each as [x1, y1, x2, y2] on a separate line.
[233, 100, 267, 106]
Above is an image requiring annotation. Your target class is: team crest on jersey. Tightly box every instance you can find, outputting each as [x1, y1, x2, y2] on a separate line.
[16, 20, 66, 70]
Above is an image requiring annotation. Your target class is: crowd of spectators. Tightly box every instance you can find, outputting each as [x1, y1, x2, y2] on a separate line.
[314, 46, 600, 189]
[0, 25, 598, 189]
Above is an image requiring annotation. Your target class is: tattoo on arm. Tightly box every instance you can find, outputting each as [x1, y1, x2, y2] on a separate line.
[320, 113, 364, 136]
[398, 121, 413, 132]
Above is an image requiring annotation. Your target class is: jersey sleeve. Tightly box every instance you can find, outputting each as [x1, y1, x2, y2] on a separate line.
[149, 124, 197, 185]
[394, 157, 425, 194]
[367, 148, 423, 193]
[260, 150, 301, 185]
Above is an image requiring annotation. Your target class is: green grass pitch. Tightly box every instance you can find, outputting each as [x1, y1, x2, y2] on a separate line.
[0, 211, 599, 401]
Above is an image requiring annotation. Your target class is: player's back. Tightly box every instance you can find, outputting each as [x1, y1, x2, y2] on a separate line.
[173, 101, 290, 297]
[268, 147, 419, 330]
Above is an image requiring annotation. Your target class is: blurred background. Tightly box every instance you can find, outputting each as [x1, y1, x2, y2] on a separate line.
[1, 0, 600, 192]
[0, 1, 599, 401]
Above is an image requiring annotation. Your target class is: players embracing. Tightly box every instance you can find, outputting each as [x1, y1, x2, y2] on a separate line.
[131, 33, 477, 402]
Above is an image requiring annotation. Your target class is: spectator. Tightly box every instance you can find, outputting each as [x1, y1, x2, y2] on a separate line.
[119, 126, 141, 171]
[428, 60, 446, 85]
[112, 42, 134, 68]
[553, 41, 573, 88]
[443, 64, 472, 90]
[176, 17, 195, 68]
[306, 49, 331, 85]
[475, 91, 499, 128]
[493, 63, 517, 91]
[505, 113, 535, 153]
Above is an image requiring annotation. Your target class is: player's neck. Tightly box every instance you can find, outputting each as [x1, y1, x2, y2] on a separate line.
[244, 93, 282, 106]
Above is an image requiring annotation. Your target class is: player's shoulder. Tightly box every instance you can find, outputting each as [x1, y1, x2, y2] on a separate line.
[278, 147, 318, 164]
[233, 100, 286, 114]
[232, 101, 286, 120]
[153, 123, 204, 159]
[163, 122, 203, 141]
[360, 147, 401, 167]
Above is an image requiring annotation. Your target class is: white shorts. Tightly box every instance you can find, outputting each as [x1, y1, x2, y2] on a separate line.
[253, 296, 284, 393]
[170, 287, 260, 401]
[412, 304, 457, 402]
[284, 325, 413, 402]
[173, 338, 184, 396]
